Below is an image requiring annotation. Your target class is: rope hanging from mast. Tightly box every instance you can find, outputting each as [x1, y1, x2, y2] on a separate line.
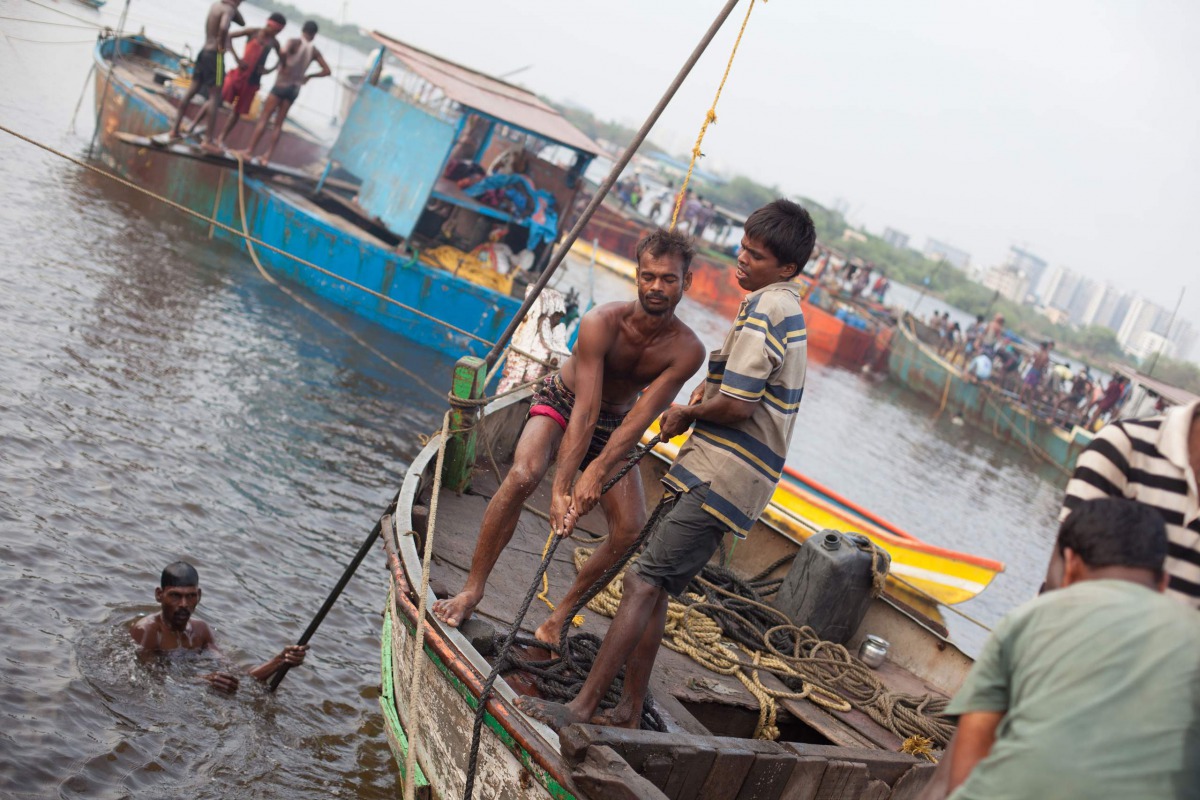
[670, 0, 764, 230]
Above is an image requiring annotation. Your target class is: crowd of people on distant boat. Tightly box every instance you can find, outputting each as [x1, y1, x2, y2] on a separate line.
[159, 0, 331, 164]
[927, 310, 1135, 429]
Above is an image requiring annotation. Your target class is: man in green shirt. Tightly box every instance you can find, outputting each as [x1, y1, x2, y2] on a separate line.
[932, 498, 1200, 799]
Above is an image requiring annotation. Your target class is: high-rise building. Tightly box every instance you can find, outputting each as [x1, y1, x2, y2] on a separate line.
[1040, 266, 1081, 312]
[1005, 247, 1048, 299]
[881, 227, 909, 250]
[1066, 277, 1099, 326]
[923, 238, 971, 271]
[982, 265, 1031, 303]
[1117, 297, 1170, 353]
[1079, 283, 1124, 328]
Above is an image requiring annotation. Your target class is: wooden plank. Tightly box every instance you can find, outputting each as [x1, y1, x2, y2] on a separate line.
[779, 756, 827, 800]
[887, 764, 936, 800]
[660, 745, 717, 800]
[775, 694, 879, 748]
[862, 779, 891, 800]
[736, 751, 798, 800]
[697, 748, 755, 800]
[571, 745, 670, 800]
[813, 760, 869, 800]
[785, 743, 921, 786]
[641, 753, 675, 791]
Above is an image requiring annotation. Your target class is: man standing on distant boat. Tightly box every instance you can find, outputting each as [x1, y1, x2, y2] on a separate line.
[165, 0, 244, 150]
[432, 229, 706, 645]
[517, 199, 813, 731]
[240, 21, 331, 165]
[131, 561, 308, 693]
[211, 13, 287, 150]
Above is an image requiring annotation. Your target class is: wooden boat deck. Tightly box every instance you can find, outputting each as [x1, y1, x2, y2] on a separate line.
[425, 463, 948, 752]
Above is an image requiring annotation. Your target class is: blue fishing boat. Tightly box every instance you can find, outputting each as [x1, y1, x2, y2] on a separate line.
[91, 32, 599, 358]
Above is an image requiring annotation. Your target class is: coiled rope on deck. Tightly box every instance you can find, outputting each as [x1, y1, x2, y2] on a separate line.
[568, 548, 957, 747]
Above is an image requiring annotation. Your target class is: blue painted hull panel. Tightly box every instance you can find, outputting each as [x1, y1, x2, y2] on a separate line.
[92, 38, 519, 360]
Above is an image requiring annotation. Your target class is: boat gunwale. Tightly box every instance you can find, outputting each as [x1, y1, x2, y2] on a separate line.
[389, 387, 577, 796]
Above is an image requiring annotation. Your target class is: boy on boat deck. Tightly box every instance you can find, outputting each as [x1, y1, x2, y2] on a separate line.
[211, 13, 288, 150]
[518, 199, 813, 731]
[432, 229, 706, 646]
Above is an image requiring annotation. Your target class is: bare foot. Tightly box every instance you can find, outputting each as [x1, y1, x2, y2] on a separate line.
[200, 141, 225, 155]
[432, 590, 481, 627]
[590, 705, 639, 729]
[515, 696, 588, 732]
[533, 616, 562, 649]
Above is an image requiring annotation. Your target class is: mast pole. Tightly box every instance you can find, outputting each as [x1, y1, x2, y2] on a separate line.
[482, 0, 746, 368]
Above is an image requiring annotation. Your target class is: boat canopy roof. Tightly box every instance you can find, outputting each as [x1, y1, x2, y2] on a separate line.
[370, 32, 601, 156]
[1111, 364, 1200, 407]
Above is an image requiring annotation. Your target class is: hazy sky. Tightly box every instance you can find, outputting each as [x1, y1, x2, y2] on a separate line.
[145, 0, 1200, 329]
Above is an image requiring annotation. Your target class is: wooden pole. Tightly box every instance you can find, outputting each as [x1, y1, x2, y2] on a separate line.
[443, 356, 487, 493]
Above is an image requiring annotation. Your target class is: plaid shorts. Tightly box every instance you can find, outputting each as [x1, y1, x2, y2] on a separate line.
[529, 373, 633, 469]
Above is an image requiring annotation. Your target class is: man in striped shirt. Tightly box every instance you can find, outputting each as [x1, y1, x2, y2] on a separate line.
[519, 199, 813, 730]
[1054, 398, 1200, 606]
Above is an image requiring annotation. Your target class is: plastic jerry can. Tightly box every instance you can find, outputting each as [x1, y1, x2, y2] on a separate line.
[771, 530, 891, 644]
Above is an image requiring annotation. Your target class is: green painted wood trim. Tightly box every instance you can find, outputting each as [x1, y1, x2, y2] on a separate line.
[444, 355, 487, 493]
[385, 597, 578, 800]
[380, 601, 431, 791]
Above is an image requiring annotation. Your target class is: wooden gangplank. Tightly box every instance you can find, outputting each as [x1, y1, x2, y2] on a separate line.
[112, 132, 359, 192]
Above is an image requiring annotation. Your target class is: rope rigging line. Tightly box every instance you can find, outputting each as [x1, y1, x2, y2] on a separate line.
[669, 0, 763, 230]
[0, 123, 499, 349]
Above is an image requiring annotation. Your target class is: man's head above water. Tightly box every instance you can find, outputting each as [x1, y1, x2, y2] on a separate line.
[156, 561, 201, 632]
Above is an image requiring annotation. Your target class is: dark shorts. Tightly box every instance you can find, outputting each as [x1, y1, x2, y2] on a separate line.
[271, 83, 301, 102]
[632, 484, 727, 597]
[193, 49, 224, 90]
[528, 373, 632, 470]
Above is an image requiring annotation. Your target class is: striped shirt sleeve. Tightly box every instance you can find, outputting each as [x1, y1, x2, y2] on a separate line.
[1059, 423, 1132, 522]
[720, 296, 784, 402]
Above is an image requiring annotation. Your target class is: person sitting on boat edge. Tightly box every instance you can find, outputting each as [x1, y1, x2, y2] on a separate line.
[165, 0, 245, 149]
[240, 21, 331, 166]
[432, 229, 706, 645]
[131, 561, 308, 694]
[517, 198, 813, 731]
[921, 498, 1200, 800]
[211, 13, 288, 151]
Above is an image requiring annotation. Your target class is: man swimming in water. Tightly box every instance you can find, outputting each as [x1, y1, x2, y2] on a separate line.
[432, 229, 705, 646]
[130, 561, 307, 693]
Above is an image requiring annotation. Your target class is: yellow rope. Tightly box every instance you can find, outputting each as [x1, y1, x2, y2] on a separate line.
[669, 0, 763, 230]
[535, 530, 585, 627]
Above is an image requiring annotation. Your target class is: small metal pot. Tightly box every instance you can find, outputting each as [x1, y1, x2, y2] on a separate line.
[858, 635, 890, 669]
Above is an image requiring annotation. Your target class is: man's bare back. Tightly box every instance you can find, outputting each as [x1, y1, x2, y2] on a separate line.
[203, 0, 238, 52]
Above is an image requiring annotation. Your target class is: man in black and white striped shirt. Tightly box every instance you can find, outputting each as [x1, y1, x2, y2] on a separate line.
[1055, 399, 1200, 606]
